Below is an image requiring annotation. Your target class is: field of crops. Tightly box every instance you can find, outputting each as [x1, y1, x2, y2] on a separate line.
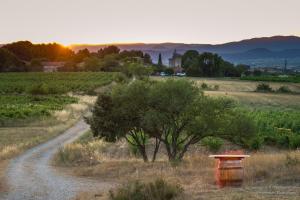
[0, 72, 114, 125]
[0, 72, 115, 94]
[241, 75, 300, 83]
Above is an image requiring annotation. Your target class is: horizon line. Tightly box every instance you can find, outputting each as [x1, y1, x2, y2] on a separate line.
[1, 34, 299, 47]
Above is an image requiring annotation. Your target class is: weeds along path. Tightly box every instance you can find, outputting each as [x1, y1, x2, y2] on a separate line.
[1, 120, 113, 200]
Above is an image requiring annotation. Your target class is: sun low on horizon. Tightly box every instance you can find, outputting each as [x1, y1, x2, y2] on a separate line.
[1, 0, 300, 45]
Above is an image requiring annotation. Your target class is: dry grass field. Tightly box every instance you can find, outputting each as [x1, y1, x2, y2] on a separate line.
[205, 91, 300, 108]
[55, 137, 300, 200]
[153, 77, 300, 108]
[152, 77, 300, 93]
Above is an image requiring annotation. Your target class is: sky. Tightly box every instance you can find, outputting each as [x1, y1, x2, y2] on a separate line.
[0, 0, 299, 45]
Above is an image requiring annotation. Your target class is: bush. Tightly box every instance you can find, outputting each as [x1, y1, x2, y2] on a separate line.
[276, 86, 292, 93]
[27, 83, 49, 95]
[248, 136, 264, 150]
[256, 83, 273, 92]
[289, 134, 300, 149]
[109, 179, 184, 200]
[214, 85, 219, 90]
[114, 73, 129, 84]
[201, 137, 223, 152]
[201, 82, 208, 89]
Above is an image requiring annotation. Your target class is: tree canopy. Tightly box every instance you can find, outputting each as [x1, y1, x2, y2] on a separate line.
[182, 51, 249, 77]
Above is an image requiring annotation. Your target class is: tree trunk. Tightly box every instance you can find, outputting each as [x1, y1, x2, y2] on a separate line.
[138, 145, 149, 162]
[151, 138, 161, 162]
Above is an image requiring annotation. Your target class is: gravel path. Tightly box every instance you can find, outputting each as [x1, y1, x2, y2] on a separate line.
[1, 120, 113, 200]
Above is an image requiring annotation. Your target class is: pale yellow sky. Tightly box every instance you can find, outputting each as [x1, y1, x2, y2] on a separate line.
[0, 0, 299, 45]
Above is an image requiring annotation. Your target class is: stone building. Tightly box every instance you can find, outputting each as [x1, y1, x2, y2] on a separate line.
[168, 50, 182, 68]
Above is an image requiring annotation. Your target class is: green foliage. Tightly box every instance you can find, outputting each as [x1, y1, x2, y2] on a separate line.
[201, 82, 208, 89]
[89, 79, 255, 162]
[97, 46, 120, 58]
[248, 136, 264, 150]
[2, 41, 74, 61]
[245, 108, 300, 149]
[109, 179, 183, 200]
[226, 112, 257, 147]
[276, 86, 292, 93]
[0, 72, 114, 125]
[87, 80, 152, 161]
[157, 53, 163, 66]
[255, 83, 273, 92]
[201, 137, 223, 152]
[241, 75, 300, 83]
[0, 95, 77, 123]
[0, 48, 25, 72]
[181, 51, 244, 77]
[121, 62, 152, 79]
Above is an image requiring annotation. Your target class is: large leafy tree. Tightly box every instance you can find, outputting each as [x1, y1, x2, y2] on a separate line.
[0, 48, 25, 72]
[88, 79, 256, 162]
[144, 79, 239, 161]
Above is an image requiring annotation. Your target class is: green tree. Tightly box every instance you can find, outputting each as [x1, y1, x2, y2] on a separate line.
[157, 53, 163, 66]
[121, 62, 152, 79]
[83, 56, 102, 71]
[143, 53, 152, 64]
[97, 46, 120, 58]
[87, 81, 153, 162]
[181, 50, 199, 69]
[144, 79, 237, 161]
[0, 48, 25, 72]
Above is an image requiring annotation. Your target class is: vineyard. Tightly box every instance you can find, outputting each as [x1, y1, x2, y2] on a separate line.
[0, 72, 115, 125]
[0, 72, 115, 94]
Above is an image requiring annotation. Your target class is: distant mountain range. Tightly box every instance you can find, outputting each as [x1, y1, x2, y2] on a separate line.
[70, 36, 300, 68]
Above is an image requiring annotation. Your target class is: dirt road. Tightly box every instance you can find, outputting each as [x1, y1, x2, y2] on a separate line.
[0, 120, 112, 200]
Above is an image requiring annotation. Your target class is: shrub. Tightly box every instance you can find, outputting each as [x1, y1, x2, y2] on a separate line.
[248, 136, 264, 150]
[289, 134, 300, 149]
[255, 83, 273, 92]
[276, 86, 292, 93]
[27, 83, 49, 95]
[201, 82, 208, 89]
[109, 179, 184, 200]
[214, 85, 219, 90]
[201, 137, 223, 152]
[114, 73, 128, 84]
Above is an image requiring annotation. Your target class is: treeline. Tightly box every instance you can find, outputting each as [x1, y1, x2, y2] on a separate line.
[0, 41, 74, 72]
[0, 41, 152, 72]
[59, 46, 152, 72]
[181, 50, 250, 77]
[2, 41, 74, 61]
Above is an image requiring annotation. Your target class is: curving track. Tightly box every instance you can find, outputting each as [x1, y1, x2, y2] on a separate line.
[1, 120, 112, 200]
